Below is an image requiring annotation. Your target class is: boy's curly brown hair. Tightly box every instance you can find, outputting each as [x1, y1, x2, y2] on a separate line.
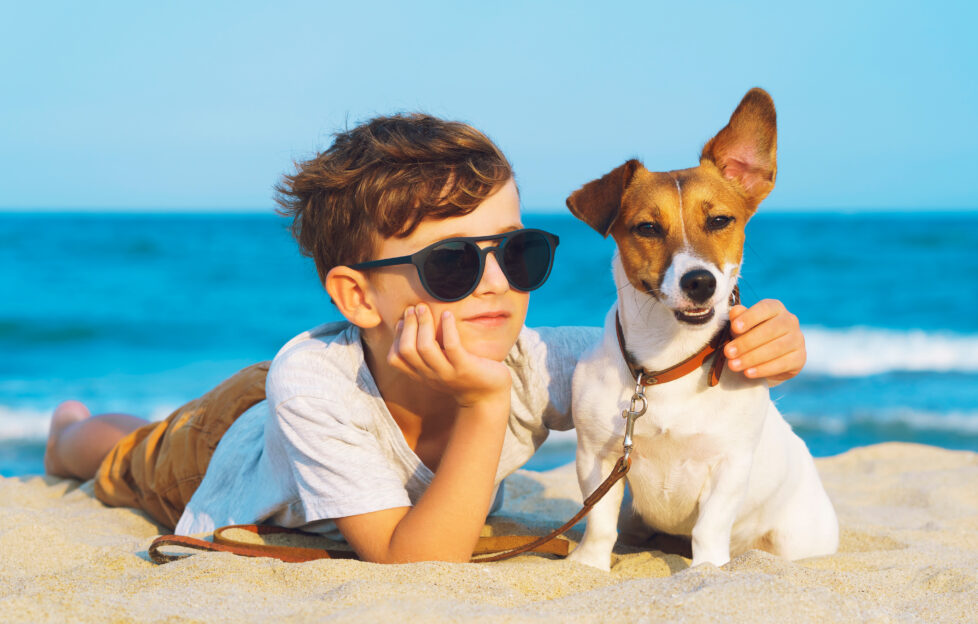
[275, 114, 513, 286]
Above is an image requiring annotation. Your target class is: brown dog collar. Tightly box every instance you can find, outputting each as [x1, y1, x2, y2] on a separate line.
[615, 314, 732, 387]
[615, 286, 739, 387]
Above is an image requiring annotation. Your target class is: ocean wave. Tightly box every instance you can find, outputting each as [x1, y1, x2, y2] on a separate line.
[0, 407, 51, 440]
[786, 408, 978, 435]
[0, 404, 179, 442]
[6, 400, 978, 443]
[0, 319, 105, 345]
[0, 411, 585, 445]
[533, 410, 978, 442]
[802, 326, 978, 377]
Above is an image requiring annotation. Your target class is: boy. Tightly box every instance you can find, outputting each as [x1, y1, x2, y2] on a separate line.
[44, 114, 808, 563]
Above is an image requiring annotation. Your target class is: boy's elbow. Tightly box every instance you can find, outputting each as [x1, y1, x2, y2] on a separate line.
[336, 507, 477, 564]
[365, 546, 471, 564]
[362, 530, 475, 563]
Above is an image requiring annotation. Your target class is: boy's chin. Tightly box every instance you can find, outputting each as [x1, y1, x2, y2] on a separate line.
[464, 342, 515, 362]
[454, 315, 524, 361]
[461, 334, 519, 362]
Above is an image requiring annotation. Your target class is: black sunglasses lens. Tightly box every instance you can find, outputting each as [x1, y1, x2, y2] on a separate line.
[501, 231, 554, 291]
[422, 241, 481, 301]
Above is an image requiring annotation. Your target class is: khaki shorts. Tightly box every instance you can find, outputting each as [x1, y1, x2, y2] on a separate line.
[93, 361, 270, 530]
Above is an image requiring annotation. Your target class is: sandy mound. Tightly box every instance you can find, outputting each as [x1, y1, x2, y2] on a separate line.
[2, 442, 976, 622]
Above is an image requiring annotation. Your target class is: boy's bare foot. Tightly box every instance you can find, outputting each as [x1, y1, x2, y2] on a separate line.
[44, 400, 91, 478]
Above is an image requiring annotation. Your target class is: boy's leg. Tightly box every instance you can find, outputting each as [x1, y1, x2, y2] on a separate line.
[44, 400, 148, 480]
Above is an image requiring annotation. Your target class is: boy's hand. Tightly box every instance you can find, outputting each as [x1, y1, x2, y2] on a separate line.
[724, 299, 806, 386]
[387, 304, 512, 407]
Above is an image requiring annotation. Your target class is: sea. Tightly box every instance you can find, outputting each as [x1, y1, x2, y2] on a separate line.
[2, 210, 977, 476]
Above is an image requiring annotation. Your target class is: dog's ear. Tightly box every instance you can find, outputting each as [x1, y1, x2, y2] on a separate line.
[701, 88, 777, 207]
[566, 159, 641, 237]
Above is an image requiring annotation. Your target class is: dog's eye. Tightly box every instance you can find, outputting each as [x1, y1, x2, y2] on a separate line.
[706, 215, 734, 231]
[634, 222, 664, 238]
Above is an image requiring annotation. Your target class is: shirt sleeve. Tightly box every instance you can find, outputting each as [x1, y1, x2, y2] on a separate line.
[264, 331, 414, 523]
[266, 394, 412, 521]
[522, 325, 602, 431]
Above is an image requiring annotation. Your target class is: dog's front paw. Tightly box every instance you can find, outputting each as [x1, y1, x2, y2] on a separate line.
[566, 543, 612, 571]
[691, 551, 730, 568]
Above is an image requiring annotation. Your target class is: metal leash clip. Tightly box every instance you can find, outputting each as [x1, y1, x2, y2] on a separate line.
[621, 372, 648, 461]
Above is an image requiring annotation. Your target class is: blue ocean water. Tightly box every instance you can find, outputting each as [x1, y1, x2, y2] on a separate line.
[2, 211, 977, 476]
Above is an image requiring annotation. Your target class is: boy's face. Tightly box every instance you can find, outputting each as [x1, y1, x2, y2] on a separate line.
[365, 178, 529, 362]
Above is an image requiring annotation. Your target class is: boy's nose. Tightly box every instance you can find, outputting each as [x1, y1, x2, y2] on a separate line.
[476, 251, 510, 295]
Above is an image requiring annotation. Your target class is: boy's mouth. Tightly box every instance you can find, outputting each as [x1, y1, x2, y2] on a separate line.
[462, 311, 511, 327]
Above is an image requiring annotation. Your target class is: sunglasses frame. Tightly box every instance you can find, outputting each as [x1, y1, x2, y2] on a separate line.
[347, 228, 560, 302]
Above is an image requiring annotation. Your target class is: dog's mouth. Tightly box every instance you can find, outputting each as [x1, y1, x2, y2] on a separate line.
[673, 307, 715, 325]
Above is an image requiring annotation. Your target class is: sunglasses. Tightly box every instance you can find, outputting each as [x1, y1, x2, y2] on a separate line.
[348, 228, 559, 302]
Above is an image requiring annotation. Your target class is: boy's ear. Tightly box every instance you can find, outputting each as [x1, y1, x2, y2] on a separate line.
[566, 159, 641, 237]
[700, 88, 778, 207]
[325, 266, 382, 329]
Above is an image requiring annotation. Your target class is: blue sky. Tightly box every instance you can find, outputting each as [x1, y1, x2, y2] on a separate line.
[1, 1, 975, 212]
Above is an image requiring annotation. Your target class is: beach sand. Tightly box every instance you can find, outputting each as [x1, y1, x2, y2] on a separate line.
[2, 442, 977, 623]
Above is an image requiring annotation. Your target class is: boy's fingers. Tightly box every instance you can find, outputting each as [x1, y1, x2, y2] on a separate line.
[728, 304, 748, 322]
[413, 305, 453, 377]
[727, 333, 799, 373]
[387, 319, 421, 380]
[387, 353, 423, 381]
[440, 311, 467, 366]
[395, 307, 437, 376]
[729, 299, 789, 335]
[725, 315, 800, 359]
[397, 308, 417, 358]
[388, 352, 424, 382]
[737, 351, 804, 382]
[725, 303, 800, 357]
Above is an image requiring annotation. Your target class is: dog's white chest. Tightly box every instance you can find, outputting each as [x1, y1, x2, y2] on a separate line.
[626, 424, 725, 530]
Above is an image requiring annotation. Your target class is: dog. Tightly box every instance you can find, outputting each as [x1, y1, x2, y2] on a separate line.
[565, 88, 838, 570]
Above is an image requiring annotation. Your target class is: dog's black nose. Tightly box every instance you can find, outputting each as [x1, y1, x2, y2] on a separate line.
[680, 270, 716, 304]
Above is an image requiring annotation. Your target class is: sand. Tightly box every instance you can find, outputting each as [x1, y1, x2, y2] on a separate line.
[2, 442, 977, 623]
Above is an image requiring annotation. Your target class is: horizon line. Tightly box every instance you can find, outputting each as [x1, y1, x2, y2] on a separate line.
[1, 205, 977, 216]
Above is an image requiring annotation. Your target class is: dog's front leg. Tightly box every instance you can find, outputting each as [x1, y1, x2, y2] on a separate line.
[567, 450, 625, 571]
[690, 456, 752, 567]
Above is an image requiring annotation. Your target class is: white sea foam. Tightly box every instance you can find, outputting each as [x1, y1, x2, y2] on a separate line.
[0, 407, 51, 441]
[803, 326, 978, 377]
[786, 409, 978, 435]
[2, 325, 977, 445]
[0, 404, 179, 443]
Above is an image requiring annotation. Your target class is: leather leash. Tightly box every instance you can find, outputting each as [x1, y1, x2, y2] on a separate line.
[149, 524, 573, 564]
[149, 457, 631, 565]
[150, 525, 350, 563]
[469, 455, 630, 562]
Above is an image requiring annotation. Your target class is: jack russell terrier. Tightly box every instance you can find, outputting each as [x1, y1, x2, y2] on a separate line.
[565, 88, 838, 570]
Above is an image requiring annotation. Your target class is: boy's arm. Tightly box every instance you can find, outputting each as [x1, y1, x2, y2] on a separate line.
[724, 299, 807, 386]
[335, 393, 508, 563]
[335, 305, 511, 563]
